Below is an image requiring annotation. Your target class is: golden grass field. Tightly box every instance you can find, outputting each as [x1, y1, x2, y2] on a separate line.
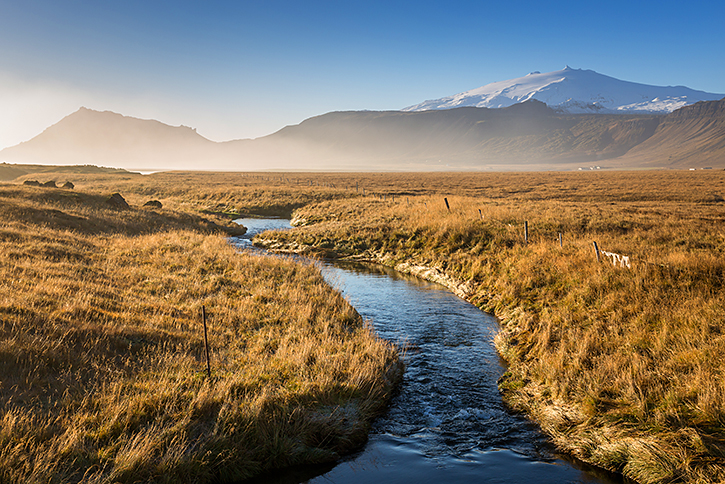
[5, 168, 725, 483]
[0, 181, 400, 483]
[248, 170, 725, 484]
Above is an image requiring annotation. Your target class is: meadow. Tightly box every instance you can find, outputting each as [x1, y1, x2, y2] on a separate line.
[0, 182, 400, 483]
[6, 168, 725, 483]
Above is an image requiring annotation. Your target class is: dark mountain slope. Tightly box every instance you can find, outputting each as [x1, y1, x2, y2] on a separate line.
[254, 101, 660, 168]
[618, 97, 725, 168]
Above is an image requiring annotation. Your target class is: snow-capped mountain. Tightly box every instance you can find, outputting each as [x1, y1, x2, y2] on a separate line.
[403, 66, 724, 114]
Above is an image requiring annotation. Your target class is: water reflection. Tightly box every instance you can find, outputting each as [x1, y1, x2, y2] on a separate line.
[232, 217, 292, 250]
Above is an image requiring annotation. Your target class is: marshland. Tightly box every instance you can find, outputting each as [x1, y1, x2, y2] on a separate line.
[2, 169, 725, 483]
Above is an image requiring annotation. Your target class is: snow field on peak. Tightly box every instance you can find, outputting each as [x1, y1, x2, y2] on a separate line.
[404, 67, 723, 114]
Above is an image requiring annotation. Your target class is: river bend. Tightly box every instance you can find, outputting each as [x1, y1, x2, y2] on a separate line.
[233, 218, 619, 484]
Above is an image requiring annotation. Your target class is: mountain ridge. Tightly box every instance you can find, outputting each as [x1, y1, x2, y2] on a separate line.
[617, 98, 725, 168]
[2, 97, 725, 171]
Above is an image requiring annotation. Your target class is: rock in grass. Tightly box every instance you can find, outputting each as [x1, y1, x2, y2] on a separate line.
[61, 181, 74, 189]
[143, 200, 162, 209]
[225, 224, 247, 236]
[42, 180, 57, 188]
[23, 180, 41, 187]
[106, 193, 130, 209]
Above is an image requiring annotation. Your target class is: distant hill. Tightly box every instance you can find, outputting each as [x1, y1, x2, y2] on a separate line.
[404, 66, 724, 115]
[2, 99, 725, 171]
[0, 162, 130, 182]
[0, 108, 232, 171]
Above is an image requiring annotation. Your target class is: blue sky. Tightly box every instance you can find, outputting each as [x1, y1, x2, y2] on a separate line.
[1, 0, 724, 149]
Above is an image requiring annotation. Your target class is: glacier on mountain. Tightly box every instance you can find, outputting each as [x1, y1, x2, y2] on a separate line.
[403, 67, 723, 114]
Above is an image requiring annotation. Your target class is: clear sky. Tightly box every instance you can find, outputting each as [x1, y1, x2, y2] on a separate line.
[1, 0, 724, 150]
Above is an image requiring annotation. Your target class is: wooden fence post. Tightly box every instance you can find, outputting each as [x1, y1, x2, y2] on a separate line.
[524, 221, 529, 244]
[559, 232, 563, 248]
[444, 198, 450, 212]
[593, 241, 601, 263]
[202, 306, 211, 379]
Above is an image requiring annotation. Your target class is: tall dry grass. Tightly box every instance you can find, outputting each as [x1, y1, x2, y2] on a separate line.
[0, 184, 400, 483]
[254, 170, 725, 483]
[20, 172, 361, 218]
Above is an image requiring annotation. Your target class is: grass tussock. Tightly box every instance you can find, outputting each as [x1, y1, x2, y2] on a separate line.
[0, 184, 400, 483]
[253, 170, 725, 483]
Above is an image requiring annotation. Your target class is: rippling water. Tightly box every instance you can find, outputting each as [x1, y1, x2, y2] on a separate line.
[232, 218, 620, 484]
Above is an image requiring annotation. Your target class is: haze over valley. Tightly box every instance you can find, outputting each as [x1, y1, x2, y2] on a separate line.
[2, 67, 724, 171]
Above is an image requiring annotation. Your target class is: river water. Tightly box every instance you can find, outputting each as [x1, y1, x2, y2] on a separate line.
[232, 218, 620, 484]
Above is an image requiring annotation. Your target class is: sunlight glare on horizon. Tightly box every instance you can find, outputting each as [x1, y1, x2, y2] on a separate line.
[1, 0, 724, 152]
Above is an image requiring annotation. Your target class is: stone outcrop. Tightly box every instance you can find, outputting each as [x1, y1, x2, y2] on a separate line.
[143, 200, 162, 208]
[106, 193, 130, 209]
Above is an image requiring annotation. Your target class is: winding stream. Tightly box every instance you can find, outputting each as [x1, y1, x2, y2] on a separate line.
[233, 218, 621, 484]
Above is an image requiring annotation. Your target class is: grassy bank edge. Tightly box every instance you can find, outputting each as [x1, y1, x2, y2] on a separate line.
[252, 233, 681, 484]
[0, 184, 405, 483]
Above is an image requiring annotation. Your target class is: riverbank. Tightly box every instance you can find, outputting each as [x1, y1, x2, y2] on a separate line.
[254, 173, 725, 484]
[0, 185, 401, 483]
